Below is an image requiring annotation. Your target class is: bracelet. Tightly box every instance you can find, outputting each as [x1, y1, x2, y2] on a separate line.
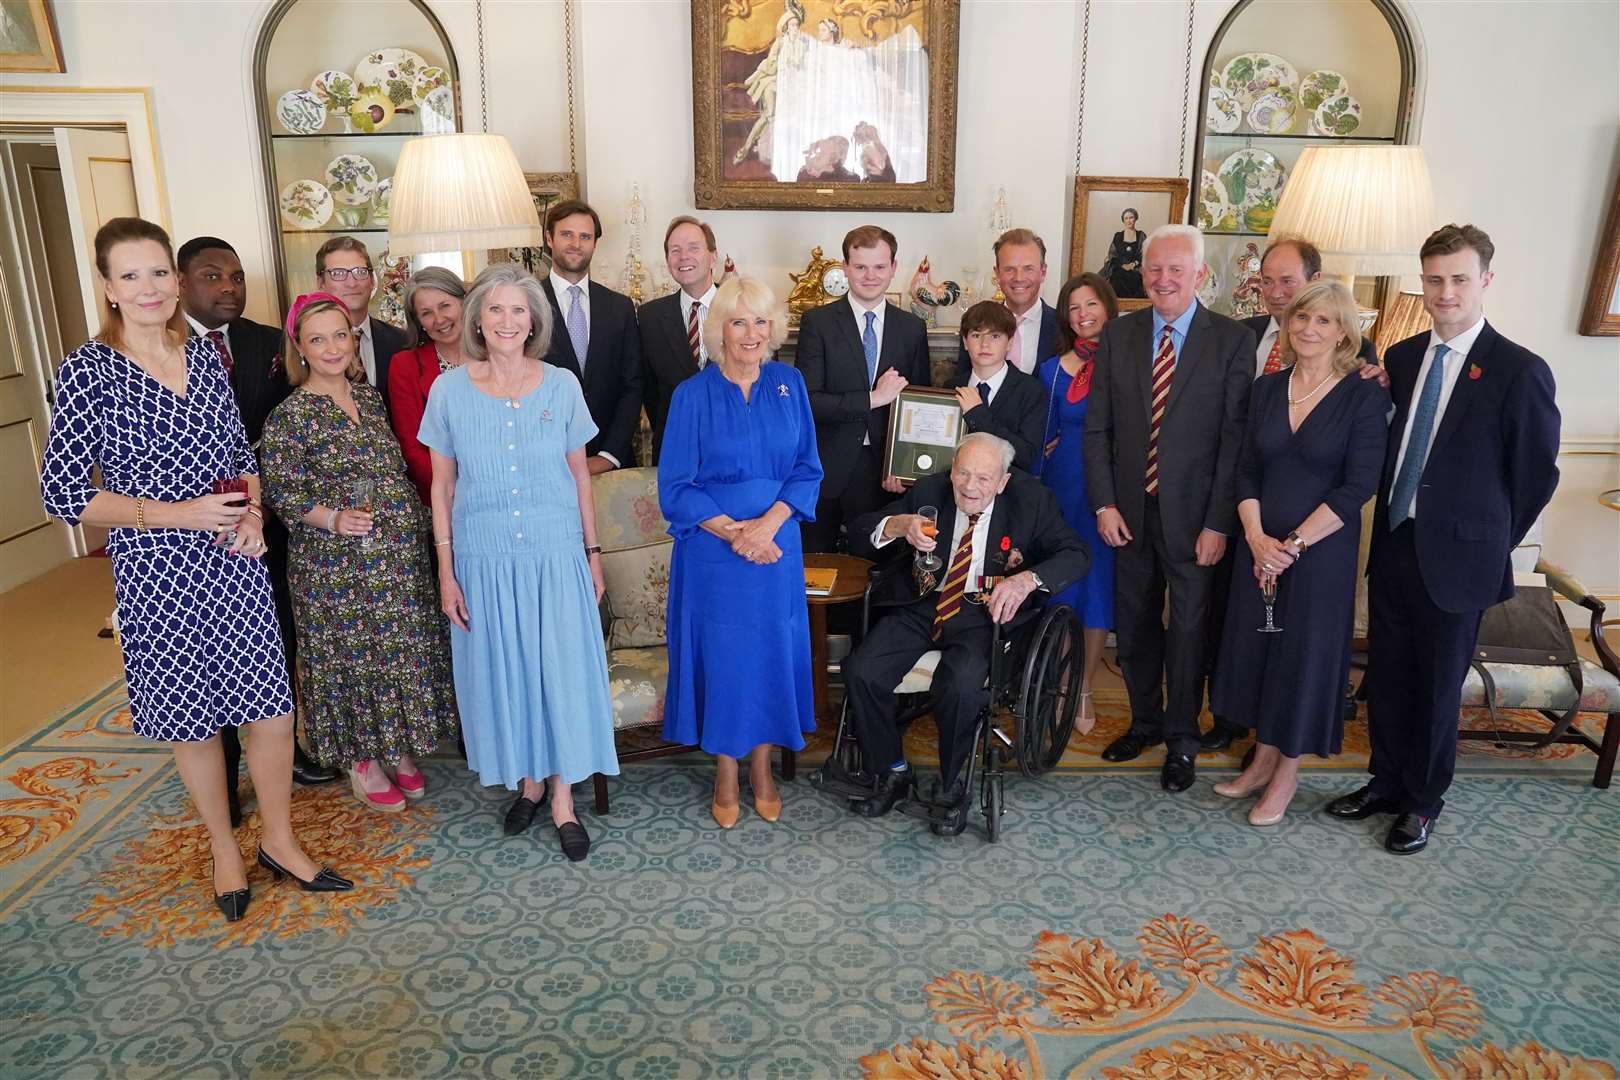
[245, 505, 264, 522]
[1285, 531, 1308, 556]
[135, 497, 147, 531]
[326, 508, 339, 533]
[584, 544, 602, 556]
[434, 537, 452, 548]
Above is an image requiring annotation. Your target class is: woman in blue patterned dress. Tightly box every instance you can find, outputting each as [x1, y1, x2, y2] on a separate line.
[417, 263, 617, 862]
[660, 277, 823, 829]
[1032, 272, 1117, 734]
[39, 218, 349, 923]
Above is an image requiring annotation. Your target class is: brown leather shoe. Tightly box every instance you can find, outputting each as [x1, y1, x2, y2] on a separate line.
[754, 792, 782, 823]
[711, 799, 740, 829]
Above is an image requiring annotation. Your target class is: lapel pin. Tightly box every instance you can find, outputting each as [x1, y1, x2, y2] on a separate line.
[778, 383, 790, 397]
[1468, 363, 1482, 380]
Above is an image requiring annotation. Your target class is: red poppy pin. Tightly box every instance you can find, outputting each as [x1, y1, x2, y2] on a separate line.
[1000, 536, 1011, 552]
[1468, 363, 1482, 380]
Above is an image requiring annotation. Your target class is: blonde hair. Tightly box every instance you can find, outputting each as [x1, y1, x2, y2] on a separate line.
[284, 299, 360, 387]
[462, 263, 553, 362]
[702, 276, 788, 363]
[1278, 281, 1364, 376]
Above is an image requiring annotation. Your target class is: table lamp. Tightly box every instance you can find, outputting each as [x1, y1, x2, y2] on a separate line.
[387, 133, 542, 257]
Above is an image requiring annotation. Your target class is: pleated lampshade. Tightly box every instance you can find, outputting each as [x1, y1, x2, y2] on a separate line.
[387, 133, 543, 256]
[1268, 146, 1436, 278]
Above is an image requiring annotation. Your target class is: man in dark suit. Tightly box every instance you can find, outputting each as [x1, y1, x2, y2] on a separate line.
[1084, 225, 1254, 793]
[314, 236, 409, 420]
[799, 224, 932, 552]
[538, 199, 645, 472]
[953, 228, 1059, 381]
[177, 237, 339, 815]
[1326, 224, 1560, 854]
[843, 433, 1090, 833]
[949, 301, 1047, 472]
[639, 215, 718, 464]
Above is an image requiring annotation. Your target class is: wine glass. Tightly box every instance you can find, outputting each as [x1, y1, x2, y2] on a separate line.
[351, 480, 376, 551]
[957, 267, 978, 313]
[211, 477, 249, 546]
[912, 505, 942, 592]
[1257, 572, 1283, 633]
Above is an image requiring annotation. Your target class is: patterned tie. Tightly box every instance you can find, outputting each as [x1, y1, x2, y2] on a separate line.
[566, 284, 589, 371]
[352, 324, 369, 385]
[1144, 326, 1176, 495]
[687, 300, 703, 367]
[932, 512, 983, 639]
[206, 329, 234, 376]
[1389, 343, 1450, 529]
[1261, 334, 1284, 375]
[862, 310, 878, 386]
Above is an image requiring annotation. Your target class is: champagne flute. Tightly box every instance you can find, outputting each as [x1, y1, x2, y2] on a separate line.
[916, 506, 942, 572]
[351, 480, 376, 551]
[211, 477, 249, 546]
[1257, 572, 1283, 633]
[957, 267, 977, 314]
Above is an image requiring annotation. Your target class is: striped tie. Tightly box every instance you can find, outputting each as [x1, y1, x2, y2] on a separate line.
[687, 300, 703, 367]
[1261, 335, 1284, 375]
[1144, 326, 1175, 495]
[932, 512, 982, 639]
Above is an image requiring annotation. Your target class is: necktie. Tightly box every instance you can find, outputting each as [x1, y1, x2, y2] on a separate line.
[1389, 343, 1450, 529]
[567, 284, 589, 371]
[206, 329, 234, 376]
[932, 512, 983, 639]
[352, 325, 369, 385]
[977, 381, 992, 407]
[862, 310, 878, 386]
[1144, 326, 1176, 496]
[687, 300, 703, 367]
[1261, 334, 1284, 375]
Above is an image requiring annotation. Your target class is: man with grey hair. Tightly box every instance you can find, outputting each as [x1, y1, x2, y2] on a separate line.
[840, 432, 1090, 834]
[1084, 223, 1255, 794]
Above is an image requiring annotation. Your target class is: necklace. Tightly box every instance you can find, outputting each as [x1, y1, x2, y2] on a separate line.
[484, 361, 537, 408]
[1288, 365, 1336, 407]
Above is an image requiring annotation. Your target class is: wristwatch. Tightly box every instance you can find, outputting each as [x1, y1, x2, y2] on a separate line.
[1027, 571, 1045, 591]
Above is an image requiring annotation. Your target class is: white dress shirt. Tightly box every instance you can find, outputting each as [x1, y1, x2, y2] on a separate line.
[1008, 302, 1042, 374]
[1388, 316, 1486, 516]
[871, 496, 998, 594]
[1254, 316, 1282, 380]
[183, 311, 231, 355]
[550, 270, 593, 340]
[679, 283, 718, 367]
[970, 361, 1011, 407]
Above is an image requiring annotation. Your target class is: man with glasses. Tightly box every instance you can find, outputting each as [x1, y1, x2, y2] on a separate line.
[314, 236, 410, 419]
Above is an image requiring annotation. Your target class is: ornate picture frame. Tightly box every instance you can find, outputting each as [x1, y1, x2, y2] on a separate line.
[1579, 170, 1620, 337]
[1067, 176, 1190, 312]
[691, 0, 959, 212]
[490, 171, 580, 277]
[0, 0, 64, 73]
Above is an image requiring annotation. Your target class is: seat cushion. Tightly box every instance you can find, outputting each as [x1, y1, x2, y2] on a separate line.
[1462, 657, 1620, 713]
[896, 650, 941, 694]
[601, 540, 671, 649]
[607, 646, 668, 731]
[592, 467, 669, 551]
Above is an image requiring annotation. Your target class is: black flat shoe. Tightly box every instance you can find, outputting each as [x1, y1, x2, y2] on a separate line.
[503, 794, 545, 836]
[853, 769, 913, 818]
[292, 744, 340, 786]
[211, 857, 250, 923]
[1161, 753, 1196, 793]
[255, 847, 353, 891]
[556, 820, 591, 862]
[1385, 812, 1434, 855]
[1101, 731, 1162, 763]
[1324, 785, 1402, 820]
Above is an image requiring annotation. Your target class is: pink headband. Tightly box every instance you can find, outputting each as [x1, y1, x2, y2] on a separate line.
[285, 291, 347, 340]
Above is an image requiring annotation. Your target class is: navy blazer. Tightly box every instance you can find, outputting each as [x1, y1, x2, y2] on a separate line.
[637, 290, 702, 465]
[1369, 323, 1560, 613]
[1240, 313, 1378, 372]
[541, 278, 646, 467]
[953, 300, 1059, 380]
[948, 364, 1048, 473]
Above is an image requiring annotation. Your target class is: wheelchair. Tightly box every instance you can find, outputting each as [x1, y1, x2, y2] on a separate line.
[811, 566, 1083, 842]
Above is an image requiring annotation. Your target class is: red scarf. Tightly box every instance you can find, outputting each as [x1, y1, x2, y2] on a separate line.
[1067, 339, 1097, 403]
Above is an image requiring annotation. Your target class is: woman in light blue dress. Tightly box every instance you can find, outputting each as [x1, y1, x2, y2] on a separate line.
[416, 264, 617, 861]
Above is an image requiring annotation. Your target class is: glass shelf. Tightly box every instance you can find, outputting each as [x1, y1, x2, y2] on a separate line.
[281, 226, 389, 235]
[271, 130, 422, 140]
[1205, 230, 1274, 239]
[1203, 131, 1397, 143]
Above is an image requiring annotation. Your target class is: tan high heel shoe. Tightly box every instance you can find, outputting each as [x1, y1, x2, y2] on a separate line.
[1076, 691, 1096, 736]
[1213, 771, 1273, 799]
[754, 788, 782, 823]
[711, 798, 740, 829]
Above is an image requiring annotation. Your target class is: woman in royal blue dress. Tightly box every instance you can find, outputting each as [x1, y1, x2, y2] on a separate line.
[1033, 272, 1118, 733]
[660, 277, 823, 829]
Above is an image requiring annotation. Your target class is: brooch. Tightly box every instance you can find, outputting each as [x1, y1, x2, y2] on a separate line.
[1468, 363, 1482, 381]
[778, 383, 789, 397]
[540, 409, 554, 421]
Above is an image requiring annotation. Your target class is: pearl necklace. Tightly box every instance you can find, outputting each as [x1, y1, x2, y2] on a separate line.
[1288, 365, 1336, 407]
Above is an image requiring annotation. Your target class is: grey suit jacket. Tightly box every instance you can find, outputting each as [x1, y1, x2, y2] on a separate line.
[1083, 302, 1254, 559]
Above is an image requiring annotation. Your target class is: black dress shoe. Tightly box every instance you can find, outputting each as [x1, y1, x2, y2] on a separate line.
[502, 794, 544, 836]
[556, 820, 591, 862]
[255, 847, 353, 891]
[1199, 727, 1237, 752]
[1160, 753, 1196, 793]
[210, 857, 250, 922]
[853, 769, 914, 818]
[1323, 785, 1402, 820]
[1385, 813, 1434, 855]
[1101, 731, 1162, 763]
[927, 779, 969, 837]
[291, 744, 340, 786]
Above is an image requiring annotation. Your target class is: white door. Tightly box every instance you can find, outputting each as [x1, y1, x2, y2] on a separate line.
[53, 127, 138, 337]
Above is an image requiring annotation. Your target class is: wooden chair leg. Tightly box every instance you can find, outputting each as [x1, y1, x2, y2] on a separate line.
[781, 746, 796, 781]
[1595, 713, 1619, 790]
[593, 772, 610, 814]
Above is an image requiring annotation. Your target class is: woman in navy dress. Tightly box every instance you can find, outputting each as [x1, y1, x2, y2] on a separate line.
[1211, 282, 1390, 826]
[1033, 272, 1117, 733]
[39, 218, 349, 923]
[660, 277, 823, 829]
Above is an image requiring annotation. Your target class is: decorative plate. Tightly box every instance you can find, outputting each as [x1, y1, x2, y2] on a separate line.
[349, 93, 395, 133]
[275, 89, 325, 135]
[1247, 89, 1297, 135]
[1220, 52, 1300, 111]
[371, 177, 393, 226]
[1205, 86, 1242, 134]
[1217, 148, 1285, 212]
[413, 65, 450, 101]
[1197, 169, 1238, 232]
[324, 154, 379, 206]
[279, 179, 333, 229]
[1300, 69, 1348, 112]
[1244, 191, 1280, 234]
[355, 47, 429, 110]
[1196, 261, 1220, 308]
[420, 86, 456, 134]
[1314, 93, 1363, 137]
[309, 70, 357, 111]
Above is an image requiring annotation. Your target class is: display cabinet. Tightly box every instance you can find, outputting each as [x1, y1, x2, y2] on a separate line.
[253, 0, 461, 324]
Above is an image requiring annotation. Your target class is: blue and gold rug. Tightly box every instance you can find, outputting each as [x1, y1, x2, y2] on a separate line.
[2, 682, 1617, 1077]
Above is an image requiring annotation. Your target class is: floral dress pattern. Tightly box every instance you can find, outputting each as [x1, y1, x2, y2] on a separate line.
[260, 384, 458, 768]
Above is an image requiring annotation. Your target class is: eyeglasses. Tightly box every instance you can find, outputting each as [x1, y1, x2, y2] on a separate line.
[319, 267, 373, 282]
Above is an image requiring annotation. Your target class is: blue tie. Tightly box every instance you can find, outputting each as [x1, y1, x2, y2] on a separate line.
[1389, 343, 1449, 529]
[862, 310, 878, 386]
[566, 284, 589, 372]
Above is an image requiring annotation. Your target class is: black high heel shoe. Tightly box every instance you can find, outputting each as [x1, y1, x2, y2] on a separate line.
[255, 847, 353, 892]
[210, 856, 251, 922]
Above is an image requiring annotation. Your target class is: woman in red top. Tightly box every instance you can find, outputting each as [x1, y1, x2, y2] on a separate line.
[389, 267, 468, 503]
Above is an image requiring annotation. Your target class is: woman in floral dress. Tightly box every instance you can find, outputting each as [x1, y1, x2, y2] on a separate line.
[260, 293, 458, 812]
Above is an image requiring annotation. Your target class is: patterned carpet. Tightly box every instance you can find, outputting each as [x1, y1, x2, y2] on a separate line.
[2, 681, 1617, 1078]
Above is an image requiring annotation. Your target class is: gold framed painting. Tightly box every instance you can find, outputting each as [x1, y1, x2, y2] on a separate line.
[1068, 175, 1190, 312]
[1579, 170, 1620, 336]
[491, 171, 579, 276]
[692, 0, 959, 212]
[0, 0, 64, 73]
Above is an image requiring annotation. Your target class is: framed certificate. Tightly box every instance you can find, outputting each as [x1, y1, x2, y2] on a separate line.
[884, 386, 963, 484]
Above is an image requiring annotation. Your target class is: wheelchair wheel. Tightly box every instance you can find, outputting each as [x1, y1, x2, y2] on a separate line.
[1015, 606, 1082, 776]
[982, 764, 1003, 843]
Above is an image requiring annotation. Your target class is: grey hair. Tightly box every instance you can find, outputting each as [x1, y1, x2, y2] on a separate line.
[957, 432, 1015, 475]
[402, 266, 467, 346]
[461, 262, 553, 361]
[1143, 223, 1205, 267]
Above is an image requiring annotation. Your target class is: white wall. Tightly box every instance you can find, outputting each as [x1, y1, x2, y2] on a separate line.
[4, 0, 1616, 596]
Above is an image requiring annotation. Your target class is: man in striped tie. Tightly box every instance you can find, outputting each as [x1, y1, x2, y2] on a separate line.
[1083, 225, 1256, 794]
[639, 215, 719, 463]
[842, 434, 1090, 834]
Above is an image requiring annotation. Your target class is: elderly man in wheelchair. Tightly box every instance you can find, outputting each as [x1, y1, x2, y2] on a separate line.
[820, 432, 1090, 838]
